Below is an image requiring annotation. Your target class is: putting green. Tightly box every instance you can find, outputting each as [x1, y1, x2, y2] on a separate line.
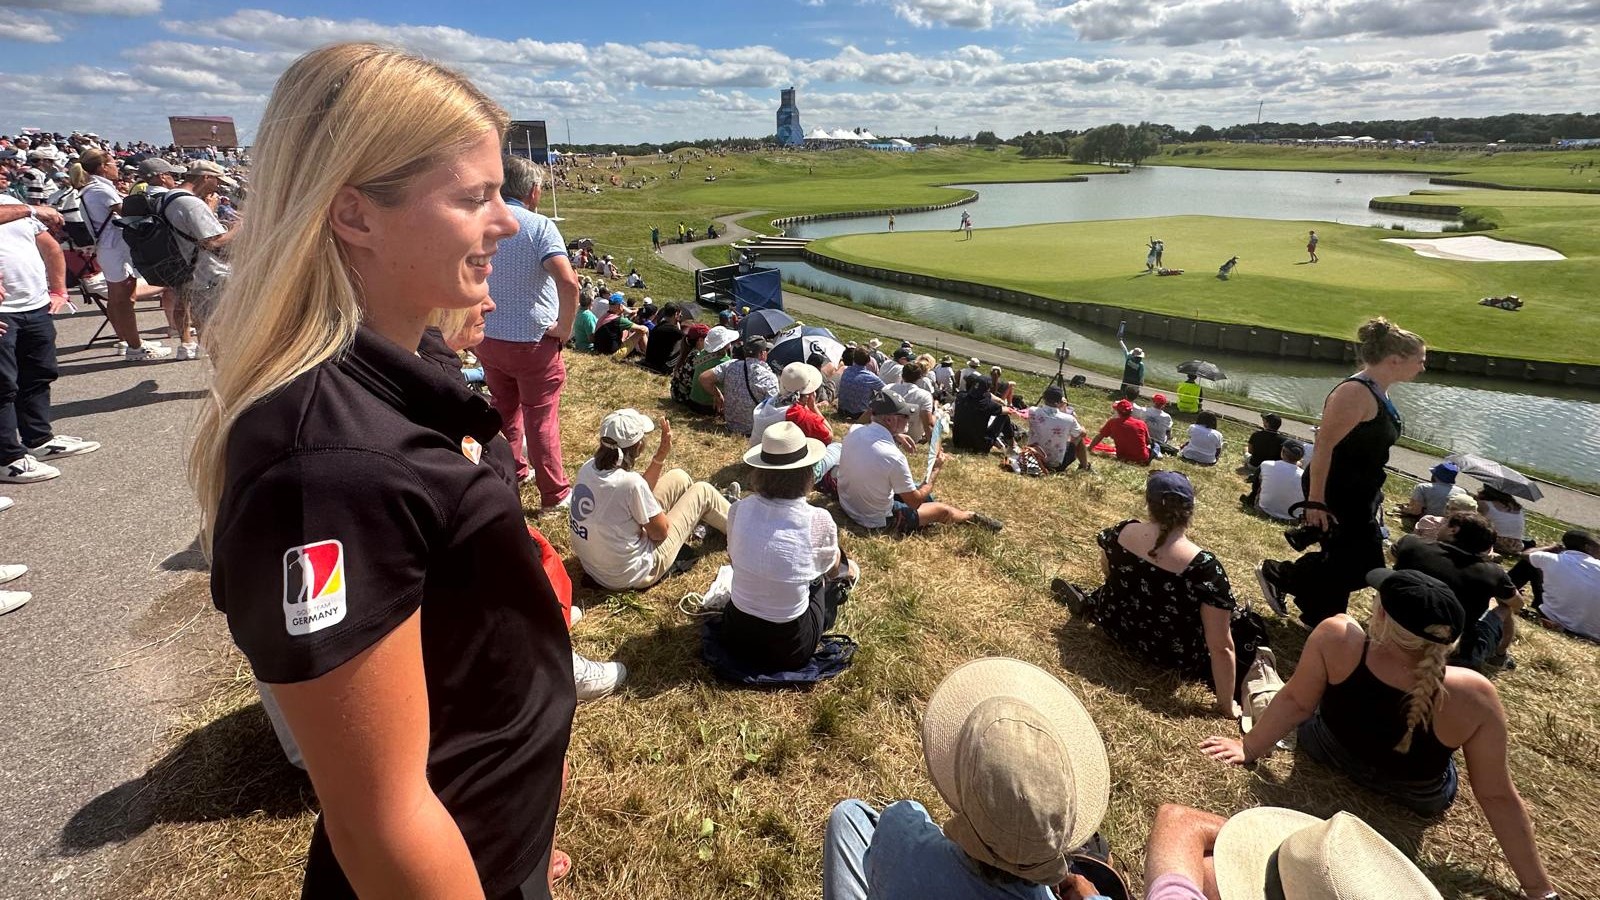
[809, 215, 1600, 365]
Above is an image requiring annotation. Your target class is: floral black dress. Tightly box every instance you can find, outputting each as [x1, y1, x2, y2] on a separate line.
[1088, 519, 1241, 682]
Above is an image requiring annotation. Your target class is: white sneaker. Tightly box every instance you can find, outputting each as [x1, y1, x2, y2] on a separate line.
[0, 455, 60, 484]
[0, 496, 12, 512]
[573, 651, 626, 702]
[124, 344, 174, 361]
[539, 492, 572, 515]
[0, 564, 25, 584]
[114, 339, 165, 356]
[27, 435, 101, 461]
[176, 343, 201, 360]
[0, 591, 29, 616]
[568, 606, 583, 627]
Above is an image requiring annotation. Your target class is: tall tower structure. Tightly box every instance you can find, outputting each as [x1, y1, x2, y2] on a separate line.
[776, 87, 803, 146]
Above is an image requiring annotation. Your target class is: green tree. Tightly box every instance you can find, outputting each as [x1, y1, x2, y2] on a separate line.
[974, 130, 1001, 147]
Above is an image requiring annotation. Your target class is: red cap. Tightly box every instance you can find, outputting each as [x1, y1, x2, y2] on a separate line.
[1152, 393, 1168, 406]
[1113, 399, 1134, 415]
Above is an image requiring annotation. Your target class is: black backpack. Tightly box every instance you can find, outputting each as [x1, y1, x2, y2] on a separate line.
[114, 190, 201, 287]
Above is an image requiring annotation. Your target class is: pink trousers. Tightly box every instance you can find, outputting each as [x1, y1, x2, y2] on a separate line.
[477, 335, 570, 506]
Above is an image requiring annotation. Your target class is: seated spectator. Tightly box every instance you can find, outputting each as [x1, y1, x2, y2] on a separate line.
[808, 350, 841, 407]
[1412, 493, 1478, 542]
[835, 348, 886, 421]
[823, 658, 1110, 900]
[721, 422, 860, 673]
[640, 303, 684, 374]
[1200, 570, 1556, 899]
[568, 410, 729, 591]
[1242, 439, 1305, 521]
[957, 357, 981, 387]
[1054, 472, 1254, 718]
[683, 327, 736, 416]
[1244, 412, 1290, 471]
[931, 356, 956, 398]
[751, 362, 831, 446]
[880, 346, 912, 387]
[1178, 411, 1225, 466]
[951, 373, 1018, 454]
[1141, 803, 1445, 900]
[634, 302, 658, 330]
[1510, 529, 1600, 641]
[1477, 486, 1532, 555]
[1393, 512, 1522, 671]
[1134, 393, 1173, 449]
[670, 323, 710, 408]
[884, 362, 935, 444]
[837, 392, 1002, 534]
[1089, 399, 1152, 465]
[701, 337, 779, 436]
[625, 267, 646, 289]
[570, 299, 597, 352]
[912, 353, 938, 394]
[593, 295, 648, 357]
[864, 338, 888, 371]
[987, 366, 1017, 407]
[1021, 385, 1088, 472]
[1399, 462, 1472, 524]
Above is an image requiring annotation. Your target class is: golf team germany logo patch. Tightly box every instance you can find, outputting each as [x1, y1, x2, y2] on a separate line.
[282, 539, 348, 636]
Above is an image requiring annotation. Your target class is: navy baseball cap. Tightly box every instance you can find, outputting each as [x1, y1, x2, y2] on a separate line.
[1146, 470, 1193, 504]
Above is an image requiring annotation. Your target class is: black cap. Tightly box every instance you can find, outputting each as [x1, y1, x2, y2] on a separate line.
[1041, 385, 1065, 405]
[893, 347, 913, 361]
[868, 390, 915, 417]
[1366, 569, 1465, 644]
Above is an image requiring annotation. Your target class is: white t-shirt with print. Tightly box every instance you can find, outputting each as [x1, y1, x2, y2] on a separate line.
[885, 382, 935, 442]
[837, 422, 918, 529]
[1256, 460, 1305, 521]
[0, 196, 49, 313]
[728, 495, 840, 623]
[568, 459, 662, 590]
[1026, 404, 1084, 468]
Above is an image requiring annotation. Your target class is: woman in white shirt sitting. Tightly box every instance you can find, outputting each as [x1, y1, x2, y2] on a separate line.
[721, 422, 860, 673]
[569, 409, 730, 591]
[1179, 411, 1225, 466]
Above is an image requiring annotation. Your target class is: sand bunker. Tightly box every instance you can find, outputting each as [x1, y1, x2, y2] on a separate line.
[1382, 236, 1566, 262]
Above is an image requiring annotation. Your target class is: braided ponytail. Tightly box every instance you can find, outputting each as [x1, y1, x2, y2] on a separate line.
[1370, 613, 1455, 753]
[1147, 492, 1194, 559]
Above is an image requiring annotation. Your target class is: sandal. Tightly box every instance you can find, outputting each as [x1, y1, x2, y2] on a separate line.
[548, 849, 573, 885]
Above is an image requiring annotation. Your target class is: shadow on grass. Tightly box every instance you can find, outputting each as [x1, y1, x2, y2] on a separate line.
[1050, 618, 1218, 719]
[61, 703, 312, 855]
[612, 620, 717, 700]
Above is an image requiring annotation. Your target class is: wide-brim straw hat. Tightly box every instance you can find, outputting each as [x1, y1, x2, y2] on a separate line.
[743, 421, 826, 470]
[922, 658, 1109, 852]
[1213, 808, 1442, 900]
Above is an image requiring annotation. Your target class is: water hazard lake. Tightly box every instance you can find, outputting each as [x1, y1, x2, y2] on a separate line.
[776, 167, 1600, 484]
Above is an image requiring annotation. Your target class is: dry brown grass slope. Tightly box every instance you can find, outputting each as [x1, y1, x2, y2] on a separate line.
[95, 349, 1598, 900]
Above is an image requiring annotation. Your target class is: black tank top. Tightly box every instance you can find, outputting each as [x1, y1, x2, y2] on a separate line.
[1319, 639, 1455, 782]
[1306, 374, 1402, 518]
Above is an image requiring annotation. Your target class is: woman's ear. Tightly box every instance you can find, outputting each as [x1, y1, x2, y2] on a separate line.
[328, 184, 377, 250]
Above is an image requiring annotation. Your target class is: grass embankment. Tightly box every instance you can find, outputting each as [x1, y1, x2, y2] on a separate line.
[808, 212, 1600, 366]
[103, 347, 1597, 900]
[1153, 143, 1600, 192]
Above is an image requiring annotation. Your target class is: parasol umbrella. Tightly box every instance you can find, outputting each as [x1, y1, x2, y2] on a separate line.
[769, 325, 845, 368]
[1447, 453, 1544, 502]
[739, 308, 797, 341]
[1177, 359, 1227, 381]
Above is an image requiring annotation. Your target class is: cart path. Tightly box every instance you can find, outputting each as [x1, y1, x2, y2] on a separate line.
[660, 211, 1600, 529]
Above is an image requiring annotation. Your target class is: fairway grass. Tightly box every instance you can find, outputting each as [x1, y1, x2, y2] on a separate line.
[809, 214, 1600, 365]
[1154, 143, 1600, 192]
[100, 350, 1599, 900]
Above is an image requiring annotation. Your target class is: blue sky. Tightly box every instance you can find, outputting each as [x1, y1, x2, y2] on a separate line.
[1, 0, 1596, 145]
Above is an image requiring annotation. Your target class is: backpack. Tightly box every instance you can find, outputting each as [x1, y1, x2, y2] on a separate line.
[114, 190, 201, 287]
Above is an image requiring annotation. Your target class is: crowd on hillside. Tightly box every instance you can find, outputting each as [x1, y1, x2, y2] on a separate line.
[4, 46, 1594, 900]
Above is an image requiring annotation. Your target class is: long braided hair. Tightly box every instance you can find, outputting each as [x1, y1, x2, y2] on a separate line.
[1147, 492, 1194, 558]
[1369, 611, 1455, 753]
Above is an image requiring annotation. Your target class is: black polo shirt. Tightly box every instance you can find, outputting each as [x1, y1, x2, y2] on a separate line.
[1246, 428, 1291, 467]
[641, 321, 684, 374]
[210, 325, 575, 898]
[1392, 534, 1515, 643]
[952, 389, 1004, 451]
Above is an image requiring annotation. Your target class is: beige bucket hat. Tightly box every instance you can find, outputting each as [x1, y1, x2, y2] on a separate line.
[1213, 807, 1442, 900]
[921, 658, 1110, 885]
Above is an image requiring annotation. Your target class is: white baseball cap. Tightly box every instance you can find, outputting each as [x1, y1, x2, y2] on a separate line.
[598, 408, 655, 449]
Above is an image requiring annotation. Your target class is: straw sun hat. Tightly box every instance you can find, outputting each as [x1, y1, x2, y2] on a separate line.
[921, 658, 1110, 885]
[1213, 807, 1442, 900]
[742, 421, 826, 470]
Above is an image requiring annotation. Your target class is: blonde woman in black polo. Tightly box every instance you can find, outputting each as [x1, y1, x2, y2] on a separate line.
[192, 44, 575, 899]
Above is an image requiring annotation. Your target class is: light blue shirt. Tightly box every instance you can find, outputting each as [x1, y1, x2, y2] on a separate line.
[484, 199, 567, 344]
[863, 802, 1058, 900]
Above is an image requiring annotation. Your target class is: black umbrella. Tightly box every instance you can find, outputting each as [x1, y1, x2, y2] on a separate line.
[1448, 453, 1544, 502]
[1177, 359, 1226, 381]
[739, 308, 797, 341]
[769, 325, 845, 368]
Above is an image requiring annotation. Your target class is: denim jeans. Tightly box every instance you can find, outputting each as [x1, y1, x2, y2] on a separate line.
[1298, 712, 1459, 817]
[823, 799, 877, 900]
[0, 307, 59, 466]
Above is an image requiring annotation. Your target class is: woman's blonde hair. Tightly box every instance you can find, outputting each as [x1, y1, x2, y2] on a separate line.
[1357, 317, 1425, 365]
[189, 43, 508, 550]
[1368, 610, 1455, 753]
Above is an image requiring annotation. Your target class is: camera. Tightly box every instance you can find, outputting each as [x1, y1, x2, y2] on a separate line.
[1054, 343, 1071, 362]
[1284, 523, 1327, 552]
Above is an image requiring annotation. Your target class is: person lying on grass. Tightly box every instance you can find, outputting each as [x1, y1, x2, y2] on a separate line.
[720, 422, 861, 674]
[836, 390, 1003, 534]
[1200, 569, 1556, 900]
[823, 658, 1112, 900]
[568, 409, 730, 592]
[1053, 471, 1259, 719]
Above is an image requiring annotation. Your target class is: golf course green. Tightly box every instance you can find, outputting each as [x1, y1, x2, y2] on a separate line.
[807, 186, 1600, 366]
[1154, 142, 1600, 191]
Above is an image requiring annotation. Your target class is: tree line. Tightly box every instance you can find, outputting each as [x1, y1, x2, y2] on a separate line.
[1010, 122, 1163, 165]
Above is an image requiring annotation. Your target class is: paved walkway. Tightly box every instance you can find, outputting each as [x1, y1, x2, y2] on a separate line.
[0, 308, 214, 900]
[664, 213, 1600, 529]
